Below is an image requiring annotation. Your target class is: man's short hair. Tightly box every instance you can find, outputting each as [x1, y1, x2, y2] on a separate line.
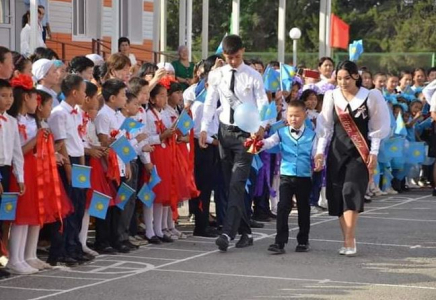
[222, 35, 244, 55]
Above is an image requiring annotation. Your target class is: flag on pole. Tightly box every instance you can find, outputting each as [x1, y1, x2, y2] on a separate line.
[407, 142, 426, 164]
[349, 40, 364, 61]
[263, 66, 280, 92]
[0, 193, 18, 221]
[215, 33, 227, 55]
[330, 13, 349, 49]
[137, 184, 156, 208]
[89, 191, 111, 220]
[110, 135, 137, 164]
[71, 164, 91, 188]
[280, 63, 296, 91]
[394, 112, 407, 137]
[260, 101, 278, 121]
[176, 109, 194, 136]
[148, 166, 162, 189]
[119, 117, 144, 133]
[116, 182, 135, 210]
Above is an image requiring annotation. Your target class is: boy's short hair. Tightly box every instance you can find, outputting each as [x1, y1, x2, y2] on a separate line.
[287, 100, 306, 111]
[61, 74, 84, 97]
[70, 56, 94, 74]
[128, 77, 148, 96]
[85, 81, 98, 98]
[0, 79, 11, 89]
[126, 91, 137, 104]
[102, 78, 127, 102]
[222, 35, 244, 55]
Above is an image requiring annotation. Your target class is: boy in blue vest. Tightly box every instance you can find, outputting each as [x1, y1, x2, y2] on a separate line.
[261, 100, 316, 254]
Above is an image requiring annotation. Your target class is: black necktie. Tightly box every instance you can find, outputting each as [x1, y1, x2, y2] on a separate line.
[291, 128, 300, 135]
[229, 69, 236, 124]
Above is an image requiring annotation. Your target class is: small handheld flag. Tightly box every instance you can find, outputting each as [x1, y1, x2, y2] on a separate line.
[148, 166, 162, 189]
[110, 135, 137, 164]
[215, 33, 227, 55]
[116, 182, 135, 210]
[252, 154, 264, 172]
[263, 66, 280, 92]
[394, 112, 407, 137]
[349, 40, 364, 61]
[384, 138, 404, 159]
[195, 88, 207, 103]
[72, 164, 91, 188]
[138, 184, 155, 208]
[260, 102, 278, 121]
[280, 64, 296, 91]
[407, 142, 425, 164]
[88, 191, 111, 220]
[176, 110, 194, 136]
[0, 193, 19, 221]
[269, 120, 286, 134]
[381, 168, 393, 191]
[120, 117, 144, 133]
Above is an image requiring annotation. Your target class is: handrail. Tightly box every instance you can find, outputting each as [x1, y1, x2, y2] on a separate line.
[46, 38, 93, 62]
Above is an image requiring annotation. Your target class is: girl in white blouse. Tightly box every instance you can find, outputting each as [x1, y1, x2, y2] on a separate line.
[314, 61, 390, 256]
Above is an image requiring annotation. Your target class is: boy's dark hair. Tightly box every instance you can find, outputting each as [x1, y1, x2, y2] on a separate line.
[222, 34, 244, 55]
[126, 91, 137, 104]
[168, 81, 183, 95]
[269, 61, 280, 68]
[300, 89, 317, 102]
[0, 47, 11, 63]
[61, 74, 84, 97]
[128, 77, 148, 96]
[427, 67, 436, 76]
[118, 37, 131, 51]
[0, 79, 11, 89]
[102, 78, 127, 102]
[288, 100, 306, 110]
[70, 56, 94, 74]
[85, 81, 98, 98]
[373, 72, 386, 80]
[399, 70, 412, 80]
[409, 99, 423, 108]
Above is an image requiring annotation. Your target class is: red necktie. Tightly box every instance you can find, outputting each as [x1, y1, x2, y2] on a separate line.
[18, 124, 28, 141]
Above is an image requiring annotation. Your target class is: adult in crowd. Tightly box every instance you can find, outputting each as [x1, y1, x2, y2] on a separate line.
[171, 45, 194, 91]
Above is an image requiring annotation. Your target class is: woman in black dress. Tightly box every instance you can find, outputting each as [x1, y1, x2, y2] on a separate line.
[314, 61, 390, 256]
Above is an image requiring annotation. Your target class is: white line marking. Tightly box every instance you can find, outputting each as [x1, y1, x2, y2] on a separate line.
[295, 238, 436, 249]
[98, 254, 177, 261]
[143, 246, 209, 253]
[32, 275, 104, 281]
[155, 269, 436, 291]
[360, 216, 436, 222]
[0, 285, 63, 292]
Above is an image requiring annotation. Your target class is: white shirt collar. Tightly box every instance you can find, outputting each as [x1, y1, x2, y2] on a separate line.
[333, 87, 369, 111]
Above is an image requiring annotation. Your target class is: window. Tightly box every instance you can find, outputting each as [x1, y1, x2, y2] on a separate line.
[119, 0, 143, 44]
[72, 0, 102, 40]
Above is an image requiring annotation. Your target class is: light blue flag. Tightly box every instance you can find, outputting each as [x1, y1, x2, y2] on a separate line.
[89, 191, 111, 220]
[0, 193, 18, 221]
[119, 117, 144, 133]
[280, 64, 296, 91]
[384, 138, 404, 159]
[394, 112, 407, 137]
[116, 182, 135, 210]
[195, 88, 207, 103]
[252, 154, 263, 172]
[148, 166, 162, 189]
[407, 142, 425, 164]
[260, 102, 278, 121]
[269, 120, 286, 134]
[138, 184, 155, 208]
[391, 156, 405, 170]
[373, 163, 381, 186]
[263, 66, 280, 92]
[72, 164, 91, 188]
[349, 40, 364, 61]
[176, 109, 194, 136]
[381, 168, 393, 191]
[215, 33, 227, 55]
[110, 135, 137, 164]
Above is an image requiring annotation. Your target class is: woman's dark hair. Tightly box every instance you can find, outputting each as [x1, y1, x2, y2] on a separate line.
[318, 57, 334, 68]
[118, 37, 131, 51]
[335, 60, 362, 88]
[22, 11, 30, 28]
[128, 77, 148, 96]
[300, 89, 317, 102]
[8, 85, 37, 118]
[85, 81, 98, 98]
[94, 63, 107, 85]
[34, 90, 52, 128]
[69, 56, 94, 74]
[148, 84, 166, 108]
[12, 52, 30, 73]
[138, 62, 158, 79]
[29, 47, 59, 63]
[203, 55, 221, 74]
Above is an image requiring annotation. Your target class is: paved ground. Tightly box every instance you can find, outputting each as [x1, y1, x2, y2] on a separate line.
[1, 189, 436, 300]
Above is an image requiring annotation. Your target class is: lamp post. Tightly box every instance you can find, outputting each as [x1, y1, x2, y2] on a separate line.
[289, 27, 302, 67]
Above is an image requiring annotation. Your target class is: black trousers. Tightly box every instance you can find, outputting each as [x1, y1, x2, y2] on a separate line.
[0, 166, 11, 254]
[59, 157, 86, 257]
[192, 139, 219, 234]
[275, 176, 311, 245]
[218, 123, 253, 239]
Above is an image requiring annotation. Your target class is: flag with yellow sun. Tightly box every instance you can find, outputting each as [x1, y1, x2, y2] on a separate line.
[72, 164, 92, 188]
[138, 184, 155, 208]
[89, 191, 111, 219]
[110, 135, 138, 164]
[0, 193, 18, 221]
[116, 182, 136, 210]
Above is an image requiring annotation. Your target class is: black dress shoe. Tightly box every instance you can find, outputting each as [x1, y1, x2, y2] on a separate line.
[193, 229, 219, 238]
[113, 244, 131, 253]
[158, 235, 174, 243]
[215, 234, 229, 252]
[145, 235, 162, 244]
[295, 243, 310, 252]
[268, 243, 285, 254]
[250, 219, 264, 228]
[71, 254, 93, 264]
[123, 240, 140, 250]
[235, 234, 254, 248]
[252, 214, 272, 222]
[0, 268, 11, 279]
[58, 256, 79, 267]
[95, 245, 118, 255]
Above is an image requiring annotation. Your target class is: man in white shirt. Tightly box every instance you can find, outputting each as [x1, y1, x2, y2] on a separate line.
[199, 35, 269, 252]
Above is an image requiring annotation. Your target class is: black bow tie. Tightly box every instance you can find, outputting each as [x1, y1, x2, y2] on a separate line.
[291, 129, 300, 134]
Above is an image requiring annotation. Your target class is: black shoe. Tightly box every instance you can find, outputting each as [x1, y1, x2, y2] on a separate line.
[268, 211, 277, 219]
[235, 234, 254, 248]
[71, 254, 93, 264]
[57, 256, 79, 267]
[113, 244, 131, 253]
[0, 268, 11, 279]
[158, 235, 174, 243]
[95, 245, 118, 255]
[252, 213, 272, 222]
[268, 243, 285, 254]
[193, 229, 219, 238]
[250, 219, 264, 228]
[295, 243, 310, 252]
[145, 235, 162, 244]
[123, 240, 140, 250]
[215, 234, 229, 252]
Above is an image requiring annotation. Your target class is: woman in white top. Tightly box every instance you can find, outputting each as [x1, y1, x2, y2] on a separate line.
[20, 8, 46, 58]
[118, 37, 139, 76]
[315, 60, 390, 256]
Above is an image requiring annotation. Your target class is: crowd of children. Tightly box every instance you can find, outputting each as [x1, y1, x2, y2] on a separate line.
[0, 39, 436, 278]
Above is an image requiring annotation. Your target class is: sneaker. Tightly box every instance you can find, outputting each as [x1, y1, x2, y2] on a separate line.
[386, 187, 398, 195]
[133, 235, 149, 246]
[364, 194, 372, 203]
[418, 180, 426, 187]
[295, 243, 310, 252]
[169, 228, 187, 239]
[310, 206, 321, 214]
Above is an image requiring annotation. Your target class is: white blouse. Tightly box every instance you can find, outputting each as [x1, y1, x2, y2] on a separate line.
[316, 87, 390, 156]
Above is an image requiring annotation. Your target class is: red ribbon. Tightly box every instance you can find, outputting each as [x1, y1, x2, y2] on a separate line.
[107, 149, 121, 185]
[18, 124, 27, 141]
[244, 137, 264, 154]
[70, 108, 78, 115]
[0, 115, 7, 122]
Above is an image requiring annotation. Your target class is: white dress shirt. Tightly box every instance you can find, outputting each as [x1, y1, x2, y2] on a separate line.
[191, 101, 218, 144]
[201, 63, 269, 132]
[316, 87, 390, 156]
[145, 108, 171, 146]
[0, 112, 24, 182]
[20, 24, 46, 58]
[17, 115, 38, 146]
[262, 124, 306, 150]
[424, 79, 436, 110]
[37, 85, 60, 108]
[48, 101, 85, 157]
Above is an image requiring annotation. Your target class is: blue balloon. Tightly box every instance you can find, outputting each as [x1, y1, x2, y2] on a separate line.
[234, 103, 261, 133]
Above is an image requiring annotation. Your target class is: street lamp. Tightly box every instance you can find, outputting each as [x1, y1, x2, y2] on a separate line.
[289, 27, 302, 67]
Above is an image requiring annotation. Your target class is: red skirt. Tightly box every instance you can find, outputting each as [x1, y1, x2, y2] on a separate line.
[43, 170, 74, 224]
[173, 142, 199, 202]
[86, 157, 117, 208]
[143, 144, 172, 206]
[10, 153, 43, 226]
